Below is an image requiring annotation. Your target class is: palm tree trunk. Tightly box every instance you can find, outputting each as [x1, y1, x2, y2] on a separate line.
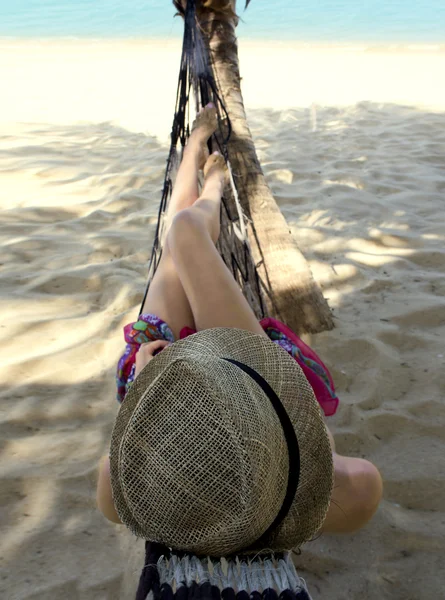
[184, 0, 333, 334]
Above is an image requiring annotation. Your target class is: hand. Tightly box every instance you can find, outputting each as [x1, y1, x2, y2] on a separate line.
[134, 340, 171, 377]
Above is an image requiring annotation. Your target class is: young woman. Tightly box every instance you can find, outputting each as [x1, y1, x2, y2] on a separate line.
[97, 103, 382, 549]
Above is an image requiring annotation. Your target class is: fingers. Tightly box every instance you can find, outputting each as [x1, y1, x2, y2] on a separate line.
[145, 339, 171, 355]
[134, 340, 171, 377]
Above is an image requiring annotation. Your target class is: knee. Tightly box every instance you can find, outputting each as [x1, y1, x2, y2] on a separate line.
[166, 208, 203, 252]
[169, 208, 207, 243]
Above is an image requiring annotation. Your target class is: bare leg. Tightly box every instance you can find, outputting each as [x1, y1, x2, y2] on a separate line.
[166, 154, 267, 337]
[166, 104, 217, 217]
[140, 104, 217, 339]
[188, 152, 228, 243]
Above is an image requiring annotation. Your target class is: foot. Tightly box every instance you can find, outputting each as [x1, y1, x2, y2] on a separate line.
[188, 103, 218, 169]
[203, 151, 229, 188]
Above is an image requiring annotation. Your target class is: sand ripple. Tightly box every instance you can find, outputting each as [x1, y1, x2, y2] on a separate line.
[2, 104, 445, 598]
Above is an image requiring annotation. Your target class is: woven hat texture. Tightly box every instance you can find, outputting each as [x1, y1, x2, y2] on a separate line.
[110, 328, 333, 556]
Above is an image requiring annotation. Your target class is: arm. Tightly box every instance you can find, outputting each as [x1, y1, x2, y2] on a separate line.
[97, 339, 170, 524]
[322, 426, 383, 533]
[97, 455, 122, 524]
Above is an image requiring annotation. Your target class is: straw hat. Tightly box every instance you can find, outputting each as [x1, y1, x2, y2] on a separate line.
[110, 328, 333, 557]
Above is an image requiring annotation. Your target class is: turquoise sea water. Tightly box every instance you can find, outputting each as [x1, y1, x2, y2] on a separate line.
[1, 0, 445, 43]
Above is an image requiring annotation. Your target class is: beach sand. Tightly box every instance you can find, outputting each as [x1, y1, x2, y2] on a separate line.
[1, 40, 445, 599]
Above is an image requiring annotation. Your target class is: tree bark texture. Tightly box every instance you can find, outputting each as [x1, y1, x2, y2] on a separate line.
[180, 0, 334, 334]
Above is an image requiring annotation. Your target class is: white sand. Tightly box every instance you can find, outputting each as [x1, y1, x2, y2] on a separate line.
[2, 39, 445, 136]
[1, 39, 445, 599]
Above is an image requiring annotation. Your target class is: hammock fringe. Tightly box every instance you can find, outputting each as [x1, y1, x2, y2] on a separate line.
[135, 542, 313, 600]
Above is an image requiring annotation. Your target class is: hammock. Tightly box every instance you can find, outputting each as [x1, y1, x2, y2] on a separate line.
[139, 0, 266, 321]
[134, 4, 315, 600]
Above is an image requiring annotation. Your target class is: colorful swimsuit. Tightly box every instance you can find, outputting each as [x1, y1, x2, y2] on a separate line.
[116, 314, 339, 417]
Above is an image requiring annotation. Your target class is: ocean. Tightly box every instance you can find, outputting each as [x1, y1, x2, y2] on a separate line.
[1, 0, 444, 43]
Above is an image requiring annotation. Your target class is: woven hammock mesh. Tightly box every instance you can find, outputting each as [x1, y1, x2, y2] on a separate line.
[139, 0, 266, 321]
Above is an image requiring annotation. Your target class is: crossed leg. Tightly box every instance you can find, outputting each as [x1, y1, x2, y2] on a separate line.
[140, 104, 217, 339]
[166, 155, 267, 338]
[141, 101, 266, 340]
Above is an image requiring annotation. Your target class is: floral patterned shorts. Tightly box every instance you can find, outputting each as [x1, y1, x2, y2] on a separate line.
[116, 313, 339, 417]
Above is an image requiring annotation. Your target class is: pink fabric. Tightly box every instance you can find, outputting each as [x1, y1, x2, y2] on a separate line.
[260, 318, 338, 417]
[118, 314, 339, 417]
